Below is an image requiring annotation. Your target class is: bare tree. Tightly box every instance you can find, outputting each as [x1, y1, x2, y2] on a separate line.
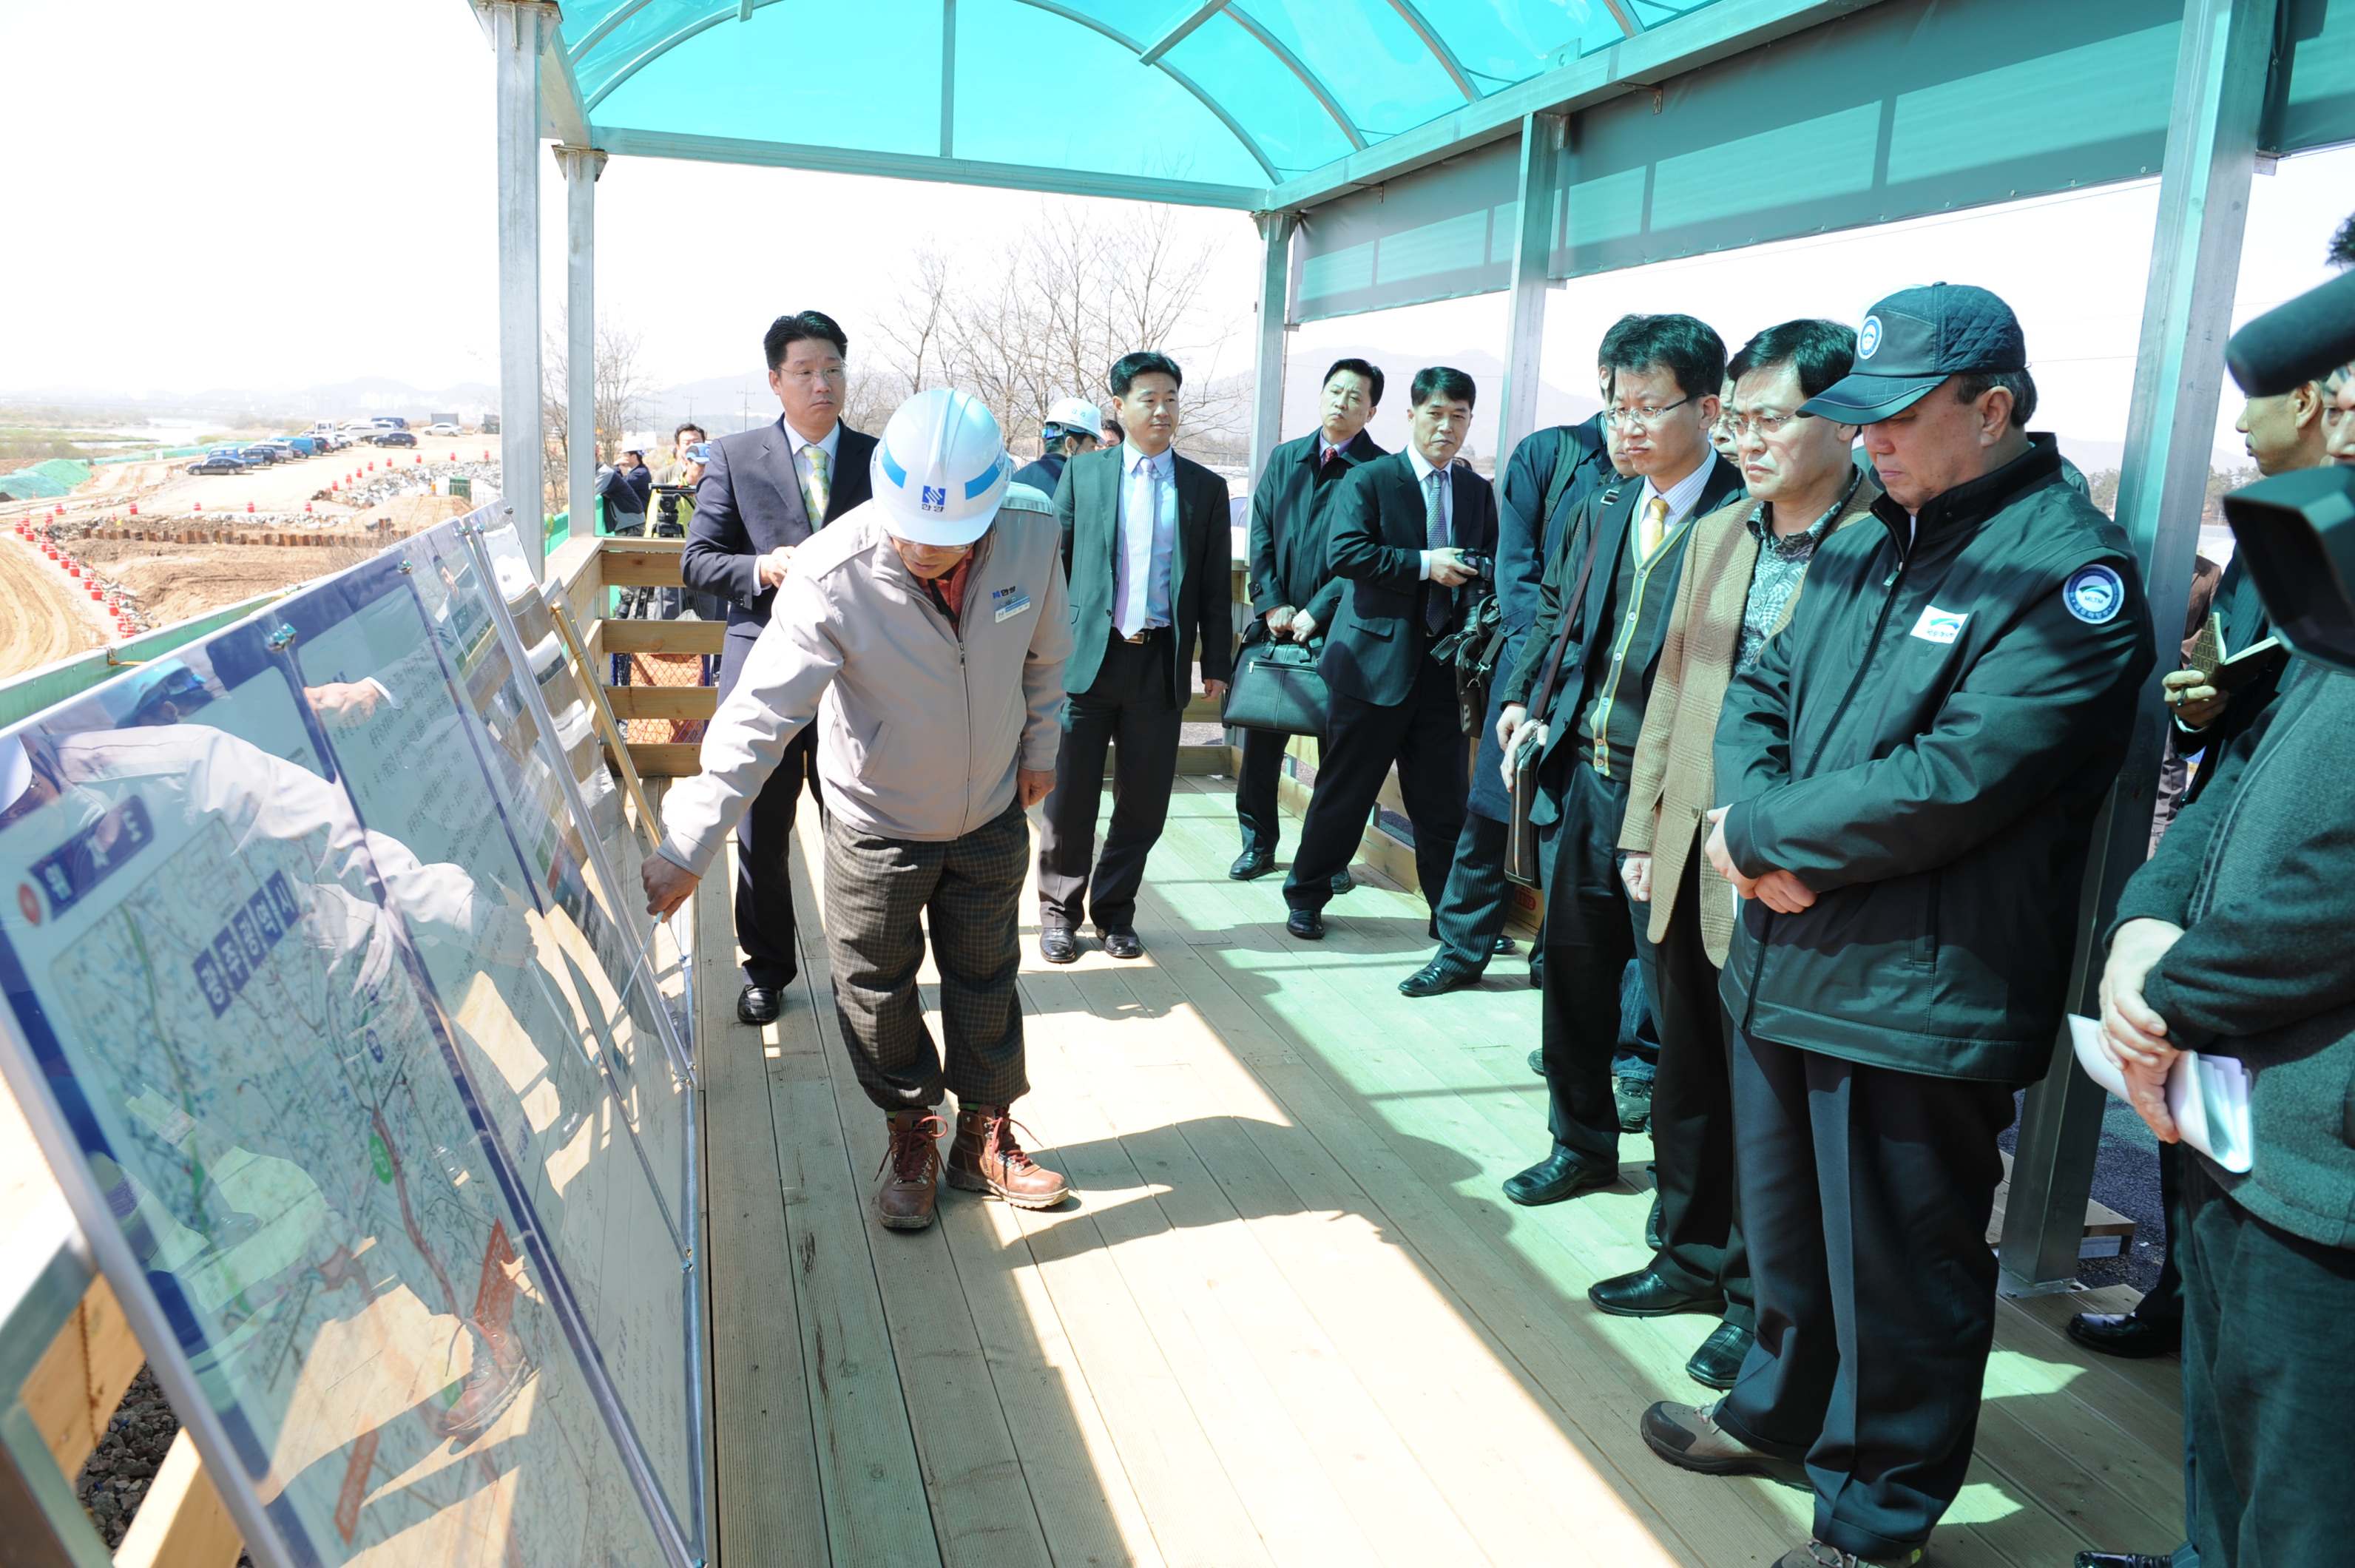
[862, 205, 1246, 462]
[544, 315, 659, 506]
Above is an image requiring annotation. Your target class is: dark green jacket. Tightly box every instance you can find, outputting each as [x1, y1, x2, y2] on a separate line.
[1715, 436, 2154, 1083]
[2112, 660, 2355, 1248]
[1053, 444, 1234, 708]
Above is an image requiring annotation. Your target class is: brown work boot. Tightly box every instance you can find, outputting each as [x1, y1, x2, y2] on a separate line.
[874, 1111, 947, 1231]
[945, 1104, 1071, 1209]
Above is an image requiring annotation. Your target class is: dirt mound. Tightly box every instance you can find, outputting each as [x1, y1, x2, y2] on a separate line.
[78, 541, 379, 624]
[0, 532, 104, 678]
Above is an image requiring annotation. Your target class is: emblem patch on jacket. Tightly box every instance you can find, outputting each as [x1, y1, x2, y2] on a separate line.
[993, 585, 1033, 622]
[1910, 606, 1969, 645]
[2063, 564, 2126, 625]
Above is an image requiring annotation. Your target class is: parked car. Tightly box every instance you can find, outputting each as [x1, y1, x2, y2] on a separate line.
[371, 430, 418, 447]
[237, 445, 283, 465]
[280, 436, 320, 456]
[370, 416, 410, 431]
[249, 441, 300, 462]
[424, 422, 461, 436]
[186, 453, 248, 475]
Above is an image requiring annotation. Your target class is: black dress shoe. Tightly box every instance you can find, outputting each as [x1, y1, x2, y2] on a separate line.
[1399, 959, 1482, 998]
[1285, 908, 1325, 941]
[2065, 1311, 2181, 1359]
[2075, 1555, 2177, 1568]
[1527, 1048, 1545, 1077]
[1493, 934, 1518, 956]
[1685, 1322, 1753, 1390]
[737, 984, 783, 1026]
[1229, 850, 1276, 881]
[1615, 1075, 1654, 1132]
[1330, 871, 1355, 896]
[1039, 926, 1080, 964]
[1100, 927, 1144, 960]
[1502, 1146, 1614, 1206]
[1590, 1266, 1724, 1317]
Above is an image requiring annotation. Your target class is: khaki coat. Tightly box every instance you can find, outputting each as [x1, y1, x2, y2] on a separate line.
[1618, 476, 1882, 964]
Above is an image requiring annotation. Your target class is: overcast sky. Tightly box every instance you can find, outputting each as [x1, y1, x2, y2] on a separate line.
[9, 0, 2351, 466]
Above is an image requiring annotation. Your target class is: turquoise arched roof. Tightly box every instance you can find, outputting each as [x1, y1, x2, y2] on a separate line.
[550, 1, 1727, 203]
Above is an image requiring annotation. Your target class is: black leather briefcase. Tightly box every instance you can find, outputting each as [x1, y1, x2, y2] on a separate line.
[1222, 637, 1330, 740]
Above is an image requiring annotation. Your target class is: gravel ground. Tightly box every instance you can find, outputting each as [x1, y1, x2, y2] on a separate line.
[75, 1364, 178, 1548]
[1998, 1089, 2167, 1296]
[73, 1366, 254, 1565]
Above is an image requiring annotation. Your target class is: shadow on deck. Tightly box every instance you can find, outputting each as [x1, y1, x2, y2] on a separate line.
[695, 776, 2183, 1567]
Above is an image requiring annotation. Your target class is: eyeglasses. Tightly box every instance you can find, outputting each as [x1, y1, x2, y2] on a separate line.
[1720, 408, 1814, 441]
[1601, 396, 1692, 430]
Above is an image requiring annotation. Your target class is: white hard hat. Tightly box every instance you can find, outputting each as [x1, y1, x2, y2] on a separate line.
[1044, 396, 1102, 436]
[870, 389, 1012, 547]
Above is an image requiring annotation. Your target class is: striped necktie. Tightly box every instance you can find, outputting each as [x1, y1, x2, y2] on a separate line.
[1425, 469, 1450, 635]
[802, 445, 831, 526]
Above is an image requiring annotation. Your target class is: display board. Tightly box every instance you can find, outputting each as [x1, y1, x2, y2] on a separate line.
[0, 510, 705, 1567]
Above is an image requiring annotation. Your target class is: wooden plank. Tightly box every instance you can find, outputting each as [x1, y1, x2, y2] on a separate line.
[111, 1429, 242, 1568]
[601, 619, 729, 655]
[606, 686, 720, 722]
[603, 536, 689, 555]
[696, 867, 831, 1568]
[784, 886, 1054, 1567]
[605, 552, 690, 587]
[609, 742, 703, 777]
[25, 1274, 143, 1479]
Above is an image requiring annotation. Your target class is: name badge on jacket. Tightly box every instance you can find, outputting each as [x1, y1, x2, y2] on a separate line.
[993, 585, 1033, 623]
[1910, 606, 1968, 646]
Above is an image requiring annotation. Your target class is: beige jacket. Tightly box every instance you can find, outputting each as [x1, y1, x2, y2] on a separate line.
[1619, 476, 1880, 964]
[657, 501, 1072, 873]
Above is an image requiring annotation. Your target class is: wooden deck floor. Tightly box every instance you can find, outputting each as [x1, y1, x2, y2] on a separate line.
[697, 775, 2184, 1568]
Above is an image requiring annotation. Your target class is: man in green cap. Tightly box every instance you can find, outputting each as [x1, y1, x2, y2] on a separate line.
[1637, 283, 2155, 1568]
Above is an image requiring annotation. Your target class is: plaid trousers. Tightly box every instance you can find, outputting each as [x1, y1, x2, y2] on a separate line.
[822, 800, 1030, 1112]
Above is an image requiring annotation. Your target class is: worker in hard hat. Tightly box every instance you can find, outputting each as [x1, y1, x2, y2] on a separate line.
[1011, 395, 1101, 496]
[643, 389, 1076, 1231]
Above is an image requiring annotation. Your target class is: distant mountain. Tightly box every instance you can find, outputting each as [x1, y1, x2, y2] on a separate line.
[1, 378, 498, 422]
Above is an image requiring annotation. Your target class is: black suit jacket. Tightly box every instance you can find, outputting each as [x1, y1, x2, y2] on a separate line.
[1246, 429, 1385, 631]
[1503, 452, 1746, 748]
[1055, 445, 1234, 709]
[682, 414, 878, 692]
[1320, 452, 1500, 709]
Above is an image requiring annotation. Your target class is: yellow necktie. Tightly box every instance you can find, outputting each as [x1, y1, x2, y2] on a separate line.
[803, 446, 831, 524]
[1637, 496, 1669, 563]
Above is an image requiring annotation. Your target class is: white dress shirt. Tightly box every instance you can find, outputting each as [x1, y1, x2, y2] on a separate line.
[1115, 442, 1178, 636]
[1407, 443, 1454, 581]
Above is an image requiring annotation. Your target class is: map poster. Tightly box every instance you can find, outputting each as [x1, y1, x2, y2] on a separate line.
[0, 537, 700, 1567]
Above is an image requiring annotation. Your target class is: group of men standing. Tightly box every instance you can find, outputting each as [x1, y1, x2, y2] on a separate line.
[643, 268, 2328, 1568]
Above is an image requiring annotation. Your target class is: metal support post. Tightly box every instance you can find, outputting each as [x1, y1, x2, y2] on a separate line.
[1998, 0, 2277, 1294]
[1249, 210, 1297, 488]
[1496, 112, 1565, 466]
[556, 145, 607, 546]
[490, 1, 553, 581]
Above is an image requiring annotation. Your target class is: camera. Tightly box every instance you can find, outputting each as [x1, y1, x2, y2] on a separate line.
[1454, 550, 1493, 581]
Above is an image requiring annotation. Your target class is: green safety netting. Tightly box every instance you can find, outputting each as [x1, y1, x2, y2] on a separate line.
[560, 0, 1724, 189]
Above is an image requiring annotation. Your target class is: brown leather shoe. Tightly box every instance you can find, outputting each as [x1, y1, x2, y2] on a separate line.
[946, 1105, 1071, 1209]
[874, 1112, 947, 1231]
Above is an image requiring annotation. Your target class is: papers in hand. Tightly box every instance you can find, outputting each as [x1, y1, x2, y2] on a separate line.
[2068, 1016, 2253, 1173]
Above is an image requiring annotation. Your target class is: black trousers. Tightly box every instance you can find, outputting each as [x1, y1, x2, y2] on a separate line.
[1235, 725, 1290, 859]
[1717, 1028, 2016, 1559]
[1037, 633, 1181, 932]
[1536, 759, 1635, 1168]
[734, 726, 821, 989]
[1430, 810, 1511, 970]
[1285, 659, 1467, 912]
[1635, 839, 1749, 1326]
[2182, 1157, 2355, 1568]
[824, 801, 1030, 1112]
